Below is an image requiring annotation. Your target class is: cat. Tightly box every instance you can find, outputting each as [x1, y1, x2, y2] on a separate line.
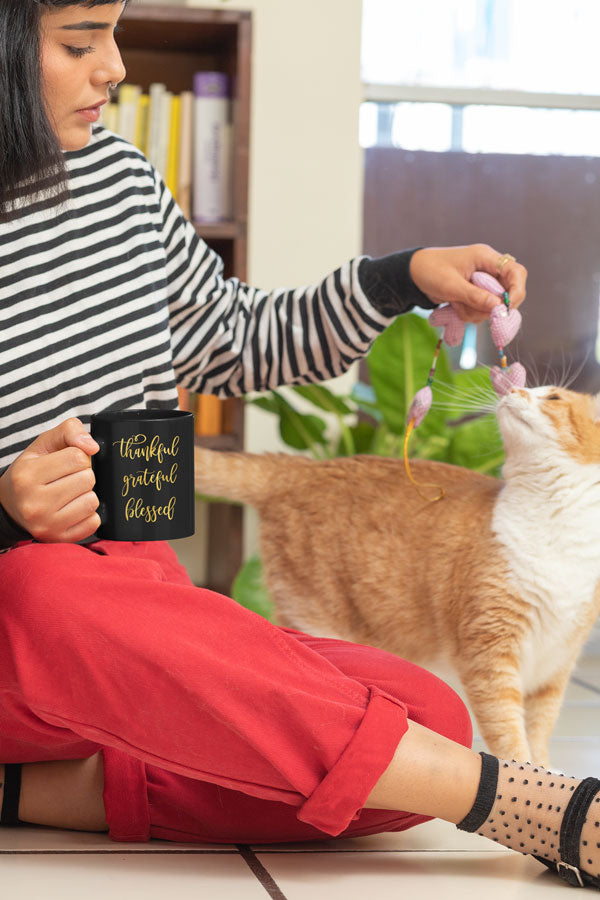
[194, 385, 600, 766]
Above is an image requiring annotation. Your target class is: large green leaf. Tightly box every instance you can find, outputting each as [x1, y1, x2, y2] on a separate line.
[448, 414, 504, 474]
[269, 391, 329, 453]
[231, 554, 274, 620]
[249, 395, 280, 415]
[367, 314, 453, 437]
[292, 384, 354, 416]
[333, 421, 377, 456]
[439, 366, 497, 420]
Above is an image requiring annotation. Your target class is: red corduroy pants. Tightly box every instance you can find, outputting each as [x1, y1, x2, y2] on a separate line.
[0, 539, 472, 843]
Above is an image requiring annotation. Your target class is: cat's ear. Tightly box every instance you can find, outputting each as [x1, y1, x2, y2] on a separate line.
[595, 393, 600, 422]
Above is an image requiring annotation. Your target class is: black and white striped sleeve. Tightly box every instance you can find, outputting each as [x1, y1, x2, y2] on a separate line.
[156, 174, 433, 397]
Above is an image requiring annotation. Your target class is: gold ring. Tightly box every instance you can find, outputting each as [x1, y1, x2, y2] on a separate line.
[496, 253, 516, 273]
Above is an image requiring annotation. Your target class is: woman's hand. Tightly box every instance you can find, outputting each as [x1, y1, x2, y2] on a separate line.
[0, 418, 101, 543]
[410, 244, 528, 323]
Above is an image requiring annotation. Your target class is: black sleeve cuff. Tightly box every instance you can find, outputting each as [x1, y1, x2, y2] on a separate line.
[358, 249, 437, 318]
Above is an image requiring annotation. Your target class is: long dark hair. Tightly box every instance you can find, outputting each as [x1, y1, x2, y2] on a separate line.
[0, 1, 127, 217]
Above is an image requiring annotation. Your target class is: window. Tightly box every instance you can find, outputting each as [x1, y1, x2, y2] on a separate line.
[362, 0, 600, 95]
[361, 0, 600, 366]
[361, 0, 600, 158]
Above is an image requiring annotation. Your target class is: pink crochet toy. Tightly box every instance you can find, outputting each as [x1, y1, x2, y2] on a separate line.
[407, 271, 526, 427]
[403, 271, 527, 501]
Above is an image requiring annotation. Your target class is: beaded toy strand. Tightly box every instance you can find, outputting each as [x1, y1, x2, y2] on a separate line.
[403, 270, 527, 502]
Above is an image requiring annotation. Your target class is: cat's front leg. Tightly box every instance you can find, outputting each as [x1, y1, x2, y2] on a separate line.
[524, 663, 574, 768]
[456, 654, 531, 762]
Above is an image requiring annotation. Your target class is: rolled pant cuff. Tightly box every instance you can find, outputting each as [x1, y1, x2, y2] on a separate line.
[297, 685, 409, 836]
[102, 747, 150, 842]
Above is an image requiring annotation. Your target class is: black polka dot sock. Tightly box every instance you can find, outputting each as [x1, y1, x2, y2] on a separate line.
[457, 753, 600, 887]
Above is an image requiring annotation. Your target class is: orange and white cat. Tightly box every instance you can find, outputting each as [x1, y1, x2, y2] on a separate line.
[194, 385, 600, 765]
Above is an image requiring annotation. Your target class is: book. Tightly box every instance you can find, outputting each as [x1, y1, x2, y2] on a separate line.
[117, 84, 141, 144]
[156, 91, 173, 179]
[146, 82, 167, 171]
[194, 395, 223, 436]
[134, 94, 150, 155]
[166, 95, 181, 199]
[177, 91, 194, 219]
[101, 101, 119, 133]
[100, 75, 235, 233]
[192, 72, 232, 223]
[177, 386, 192, 412]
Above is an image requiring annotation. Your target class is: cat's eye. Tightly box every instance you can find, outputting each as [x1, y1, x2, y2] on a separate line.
[546, 393, 561, 401]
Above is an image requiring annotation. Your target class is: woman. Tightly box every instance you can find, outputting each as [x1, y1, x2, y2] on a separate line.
[1, 1, 598, 889]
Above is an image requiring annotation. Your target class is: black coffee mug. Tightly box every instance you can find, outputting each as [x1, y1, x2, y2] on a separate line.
[90, 409, 195, 541]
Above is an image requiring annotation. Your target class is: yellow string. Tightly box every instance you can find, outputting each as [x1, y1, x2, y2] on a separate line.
[403, 418, 445, 503]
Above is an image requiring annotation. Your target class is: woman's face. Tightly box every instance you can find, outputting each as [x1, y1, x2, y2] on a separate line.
[40, 2, 127, 151]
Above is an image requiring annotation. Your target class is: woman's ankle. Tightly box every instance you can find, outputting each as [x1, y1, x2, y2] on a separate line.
[459, 755, 600, 883]
[17, 755, 108, 832]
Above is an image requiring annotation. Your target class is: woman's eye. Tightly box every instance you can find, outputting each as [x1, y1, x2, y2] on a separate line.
[64, 45, 94, 58]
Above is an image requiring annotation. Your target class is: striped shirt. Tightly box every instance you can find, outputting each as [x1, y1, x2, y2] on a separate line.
[0, 126, 407, 473]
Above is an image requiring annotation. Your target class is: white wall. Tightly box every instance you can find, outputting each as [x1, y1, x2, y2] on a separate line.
[168, 0, 364, 572]
[188, 0, 364, 289]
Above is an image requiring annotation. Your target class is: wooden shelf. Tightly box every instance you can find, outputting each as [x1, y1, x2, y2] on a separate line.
[194, 221, 243, 241]
[119, 5, 251, 595]
[194, 433, 241, 452]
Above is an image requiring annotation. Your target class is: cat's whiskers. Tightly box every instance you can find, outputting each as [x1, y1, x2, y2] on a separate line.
[432, 380, 498, 412]
[430, 400, 496, 413]
[432, 380, 496, 403]
[557, 349, 590, 390]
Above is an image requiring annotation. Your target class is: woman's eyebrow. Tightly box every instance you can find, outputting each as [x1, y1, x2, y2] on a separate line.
[59, 21, 112, 31]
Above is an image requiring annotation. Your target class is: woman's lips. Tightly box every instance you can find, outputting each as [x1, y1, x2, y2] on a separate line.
[76, 101, 106, 123]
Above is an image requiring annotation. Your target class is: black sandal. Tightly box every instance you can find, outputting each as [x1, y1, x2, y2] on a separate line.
[535, 777, 600, 889]
[0, 763, 24, 828]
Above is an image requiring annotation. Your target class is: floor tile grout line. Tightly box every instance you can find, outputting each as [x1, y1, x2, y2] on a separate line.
[571, 676, 600, 697]
[0, 847, 509, 856]
[237, 844, 290, 900]
[247, 848, 509, 855]
[0, 848, 241, 855]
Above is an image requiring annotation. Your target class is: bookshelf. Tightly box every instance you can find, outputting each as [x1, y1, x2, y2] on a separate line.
[119, 4, 251, 594]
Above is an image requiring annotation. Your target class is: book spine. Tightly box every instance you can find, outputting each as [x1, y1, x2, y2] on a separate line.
[156, 91, 173, 180]
[177, 386, 191, 412]
[135, 94, 150, 155]
[147, 83, 166, 170]
[192, 72, 232, 223]
[123, 85, 143, 144]
[166, 95, 181, 199]
[194, 395, 223, 437]
[177, 91, 194, 220]
[101, 101, 119, 133]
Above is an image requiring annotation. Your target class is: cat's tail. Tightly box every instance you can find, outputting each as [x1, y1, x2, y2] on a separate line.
[194, 447, 277, 507]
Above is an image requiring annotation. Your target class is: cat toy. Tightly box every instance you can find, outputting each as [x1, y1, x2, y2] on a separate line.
[404, 271, 527, 500]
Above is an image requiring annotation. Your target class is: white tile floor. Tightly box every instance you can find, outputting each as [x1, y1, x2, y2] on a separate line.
[1, 633, 598, 899]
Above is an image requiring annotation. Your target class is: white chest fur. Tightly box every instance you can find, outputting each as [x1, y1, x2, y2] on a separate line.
[492, 453, 600, 693]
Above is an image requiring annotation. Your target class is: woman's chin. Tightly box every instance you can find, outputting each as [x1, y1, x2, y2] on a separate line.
[60, 123, 93, 152]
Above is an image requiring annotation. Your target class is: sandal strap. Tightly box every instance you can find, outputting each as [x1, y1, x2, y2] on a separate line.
[0, 763, 24, 828]
[556, 777, 600, 889]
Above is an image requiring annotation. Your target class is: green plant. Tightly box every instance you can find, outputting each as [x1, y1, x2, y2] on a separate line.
[250, 313, 503, 471]
[230, 313, 503, 619]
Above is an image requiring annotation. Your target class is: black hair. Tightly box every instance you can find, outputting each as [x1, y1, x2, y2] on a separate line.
[0, 1, 128, 217]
